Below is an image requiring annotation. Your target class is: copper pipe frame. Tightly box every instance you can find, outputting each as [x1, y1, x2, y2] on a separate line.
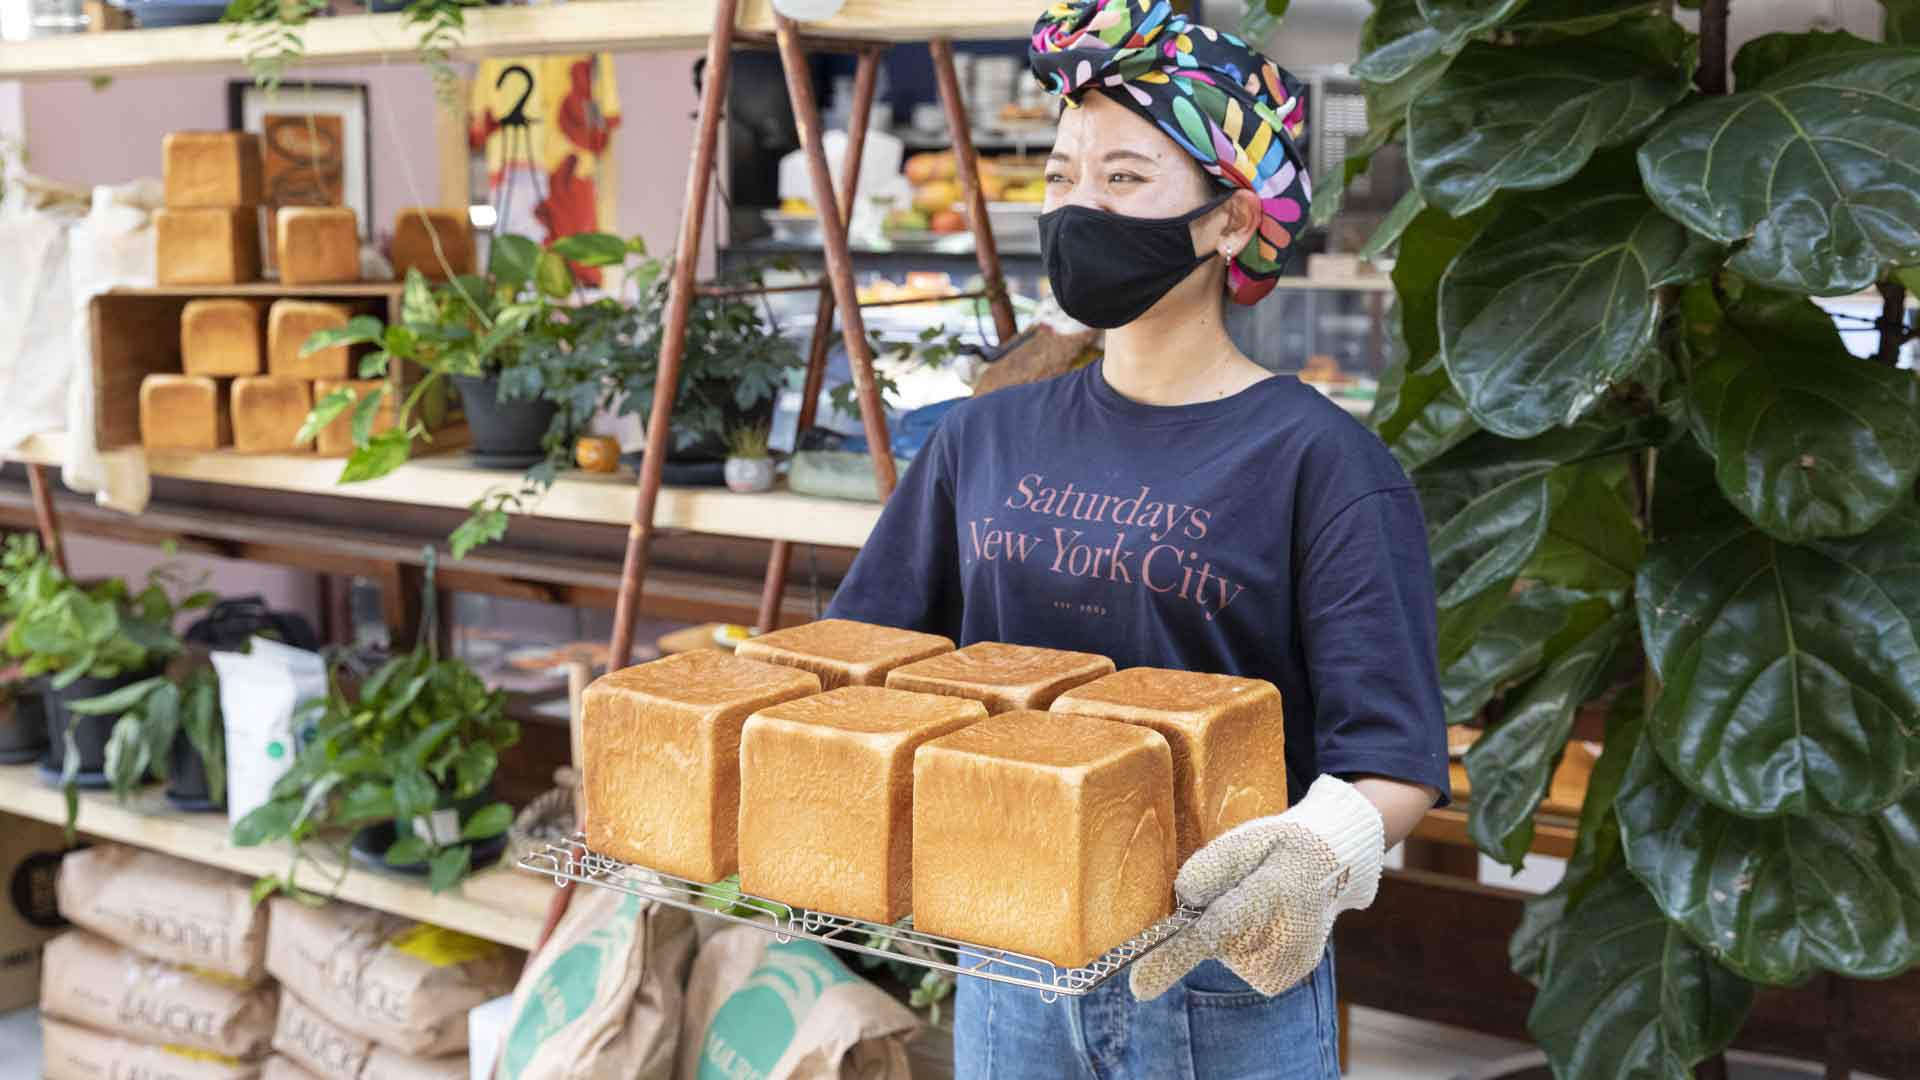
[775, 17, 898, 503]
[26, 464, 68, 576]
[606, 0, 742, 670]
[756, 46, 881, 633]
[930, 37, 1019, 344]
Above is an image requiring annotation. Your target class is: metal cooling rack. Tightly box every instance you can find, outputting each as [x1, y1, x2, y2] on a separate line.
[518, 834, 1201, 1001]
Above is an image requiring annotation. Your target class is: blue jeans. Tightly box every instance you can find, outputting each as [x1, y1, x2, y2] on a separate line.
[953, 945, 1340, 1079]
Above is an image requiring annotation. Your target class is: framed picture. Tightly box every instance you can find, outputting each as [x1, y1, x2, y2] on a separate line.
[228, 81, 372, 239]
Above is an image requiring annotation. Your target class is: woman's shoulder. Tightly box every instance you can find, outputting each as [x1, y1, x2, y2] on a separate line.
[1264, 378, 1416, 496]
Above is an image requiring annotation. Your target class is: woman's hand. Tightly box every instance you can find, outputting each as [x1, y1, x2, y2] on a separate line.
[1128, 774, 1387, 1000]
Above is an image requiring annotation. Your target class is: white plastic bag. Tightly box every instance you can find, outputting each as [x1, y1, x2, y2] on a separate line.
[212, 636, 328, 826]
[64, 177, 161, 514]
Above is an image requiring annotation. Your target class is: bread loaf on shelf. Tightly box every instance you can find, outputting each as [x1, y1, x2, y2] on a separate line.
[737, 686, 985, 922]
[885, 640, 1114, 713]
[268, 300, 352, 379]
[140, 374, 230, 452]
[391, 207, 475, 281]
[734, 617, 955, 691]
[912, 709, 1175, 967]
[275, 206, 360, 285]
[312, 378, 394, 457]
[156, 207, 261, 285]
[581, 651, 820, 882]
[181, 298, 268, 377]
[231, 376, 313, 454]
[162, 131, 263, 208]
[1052, 667, 1289, 863]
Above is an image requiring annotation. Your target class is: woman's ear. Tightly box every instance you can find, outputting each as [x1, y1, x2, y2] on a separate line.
[1221, 188, 1263, 260]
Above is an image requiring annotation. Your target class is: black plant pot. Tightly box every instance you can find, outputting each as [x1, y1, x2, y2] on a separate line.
[350, 784, 507, 876]
[165, 733, 222, 813]
[0, 680, 49, 765]
[665, 381, 778, 464]
[452, 374, 559, 471]
[40, 667, 164, 789]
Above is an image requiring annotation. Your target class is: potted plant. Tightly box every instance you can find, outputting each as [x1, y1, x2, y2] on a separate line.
[301, 231, 657, 557]
[232, 552, 518, 895]
[0, 535, 58, 764]
[723, 423, 775, 493]
[3, 559, 209, 793]
[67, 667, 226, 815]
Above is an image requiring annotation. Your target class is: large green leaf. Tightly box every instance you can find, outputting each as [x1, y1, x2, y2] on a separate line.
[1527, 868, 1755, 1077]
[1467, 611, 1630, 870]
[1352, 0, 1529, 84]
[1638, 36, 1920, 295]
[1617, 738, 1920, 983]
[1442, 585, 1615, 726]
[1439, 190, 1716, 438]
[1512, 686, 1645, 983]
[1888, 0, 1920, 46]
[1373, 326, 1476, 474]
[1506, 0, 1658, 38]
[1421, 421, 1660, 609]
[1525, 459, 1646, 593]
[1686, 291, 1920, 543]
[1637, 507, 1920, 818]
[1408, 21, 1696, 215]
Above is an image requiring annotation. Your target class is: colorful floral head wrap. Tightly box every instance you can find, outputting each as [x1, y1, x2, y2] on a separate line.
[1029, 0, 1310, 305]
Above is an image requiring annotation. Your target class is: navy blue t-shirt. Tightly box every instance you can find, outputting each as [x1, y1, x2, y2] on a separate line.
[824, 359, 1452, 808]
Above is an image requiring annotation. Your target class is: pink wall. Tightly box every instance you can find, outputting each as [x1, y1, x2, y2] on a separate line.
[22, 49, 702, 257]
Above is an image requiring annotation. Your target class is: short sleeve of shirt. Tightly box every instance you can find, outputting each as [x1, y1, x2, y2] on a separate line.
[820, 414, 964, 639]
[1297, 486, 1453, 808]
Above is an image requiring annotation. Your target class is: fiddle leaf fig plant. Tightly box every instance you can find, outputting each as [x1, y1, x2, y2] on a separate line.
[1351, 0, 1920, 1074]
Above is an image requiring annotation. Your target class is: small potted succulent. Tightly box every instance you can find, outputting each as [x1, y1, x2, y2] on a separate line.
[723, 423, 776, 493]
[233, 552, 519, 895]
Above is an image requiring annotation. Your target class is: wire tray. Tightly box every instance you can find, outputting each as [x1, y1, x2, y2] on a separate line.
[518, 834, 1201, 1001]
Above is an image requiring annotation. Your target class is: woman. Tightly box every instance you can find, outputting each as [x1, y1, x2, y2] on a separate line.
[824, 2, 1450, 1075]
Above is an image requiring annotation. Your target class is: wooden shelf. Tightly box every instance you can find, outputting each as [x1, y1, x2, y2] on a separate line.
[0, 0, 1039, 81]
[112, 283, 404, 299]
[0, 764, 551, 948]
[8, 432, 883, 549]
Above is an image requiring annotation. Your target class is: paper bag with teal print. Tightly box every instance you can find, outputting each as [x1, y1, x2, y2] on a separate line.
[675, 925, 918, 1080]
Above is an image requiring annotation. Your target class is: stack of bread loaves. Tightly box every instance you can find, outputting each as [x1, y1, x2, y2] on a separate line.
[141, 130, 375, 458]
[46, 845, 276, 1080]
[583, 618, 1290, 968]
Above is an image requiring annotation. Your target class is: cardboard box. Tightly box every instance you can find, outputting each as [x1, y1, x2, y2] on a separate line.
[0, 816, 67, 1011]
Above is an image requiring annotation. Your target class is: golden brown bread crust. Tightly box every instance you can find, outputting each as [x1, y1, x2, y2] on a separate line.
[734, 618, 955, 690]
[156, 208, 261, 285]
[391, 208, 475, 281]
[163, 131, 263, 208]
[884, 641, 1114, 713]
[582, 652, 820, 882]
[230, 376, 313, 454]
[738, 686, 985, 922]
[312, 379, 394, 457]
[912, 710, 1174, 966]
[276, 207, 360, 286]
[268, 300, 351, 380]
[140, 374, 231, 452]
[181, 298, 267, 377]
[1052, 667, 1289, 864]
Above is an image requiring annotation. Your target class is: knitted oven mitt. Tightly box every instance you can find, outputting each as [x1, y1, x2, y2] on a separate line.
[1129, 774, 1386, 1000]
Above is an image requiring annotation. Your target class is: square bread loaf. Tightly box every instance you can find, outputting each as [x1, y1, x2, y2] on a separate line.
[276, 207, 360, 285]
[582, 652, 820, 882]
[391, 208, 475, 281]
[913, 710, 1175, 967]
[738, 686, 986, 922]
[734, 618, 955, 691]
[139, 374, 230, 452]
[156, 207, 261, 285]
[885, 641, 1114, 713]
[312, 379, 394, 457]
[268, 300, 352, 379]
[162, 131, 263, 208]
[1051, 668, 1289, 864]
[181, 298, 268, 377]
[231, 376, 312, 454]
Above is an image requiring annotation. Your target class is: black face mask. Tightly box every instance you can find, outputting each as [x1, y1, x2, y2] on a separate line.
[1037, 191, 1233, 329]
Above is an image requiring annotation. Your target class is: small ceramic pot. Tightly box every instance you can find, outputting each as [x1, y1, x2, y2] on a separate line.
[724, 456, 776, 493]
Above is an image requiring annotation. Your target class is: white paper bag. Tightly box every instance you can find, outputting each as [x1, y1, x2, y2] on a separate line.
[212, 636, 328, 826]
